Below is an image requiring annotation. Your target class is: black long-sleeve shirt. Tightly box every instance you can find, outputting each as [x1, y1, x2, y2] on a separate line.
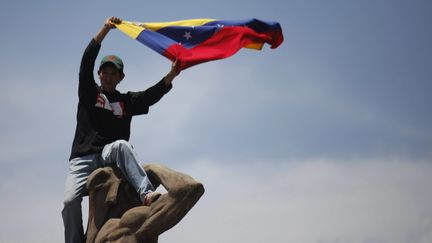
[69, 39, 172, 160]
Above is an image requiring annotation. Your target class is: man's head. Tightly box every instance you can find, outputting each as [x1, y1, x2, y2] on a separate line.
[98, 55, 125, 93]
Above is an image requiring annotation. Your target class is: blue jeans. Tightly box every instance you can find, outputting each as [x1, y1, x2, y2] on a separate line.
[61, 140, 155, 243]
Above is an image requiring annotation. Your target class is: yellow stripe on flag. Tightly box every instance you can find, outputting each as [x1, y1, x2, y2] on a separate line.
[138, 18, 216, 31]
[115, 21, 145, 39]
[245, 42, 264, 50]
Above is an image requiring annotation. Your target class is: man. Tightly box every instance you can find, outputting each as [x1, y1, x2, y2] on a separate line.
[62, 16, 180, 243]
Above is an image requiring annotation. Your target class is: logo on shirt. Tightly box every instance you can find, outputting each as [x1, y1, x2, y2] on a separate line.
[95, 93, 125, 118]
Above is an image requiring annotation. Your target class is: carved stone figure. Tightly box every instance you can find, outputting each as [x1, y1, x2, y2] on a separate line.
[84, 164, 204, 243]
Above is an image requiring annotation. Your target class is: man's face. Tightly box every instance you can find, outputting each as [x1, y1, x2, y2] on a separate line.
[99, 64, 124, 93]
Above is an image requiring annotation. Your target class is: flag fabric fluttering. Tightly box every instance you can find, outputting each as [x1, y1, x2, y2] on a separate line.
[115, 18, 283, 70]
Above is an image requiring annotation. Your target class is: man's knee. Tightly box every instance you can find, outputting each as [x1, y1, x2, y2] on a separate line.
[113, 139, 133, 152]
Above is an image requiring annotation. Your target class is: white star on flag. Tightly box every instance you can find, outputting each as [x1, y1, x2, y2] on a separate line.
[184, 31, 192, 40]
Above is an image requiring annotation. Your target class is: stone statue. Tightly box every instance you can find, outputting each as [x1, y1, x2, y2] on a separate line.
[84, 163, 204, 243]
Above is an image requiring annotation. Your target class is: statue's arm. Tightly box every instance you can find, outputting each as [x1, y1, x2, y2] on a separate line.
[137, 163, 205, 237]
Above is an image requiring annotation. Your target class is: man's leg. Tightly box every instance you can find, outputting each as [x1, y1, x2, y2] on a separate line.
[100, 140, 155, 202]
[62, 197, 84, 243]
[62, 154, 99, 243]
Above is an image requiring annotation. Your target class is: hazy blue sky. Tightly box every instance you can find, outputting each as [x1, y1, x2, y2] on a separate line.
[1, 0, 431, 242]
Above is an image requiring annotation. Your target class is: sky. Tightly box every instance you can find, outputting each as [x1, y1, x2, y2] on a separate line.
[0, 0, 431, 242]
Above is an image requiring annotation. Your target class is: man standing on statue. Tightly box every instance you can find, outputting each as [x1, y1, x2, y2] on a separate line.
[61, 16, 181, 243]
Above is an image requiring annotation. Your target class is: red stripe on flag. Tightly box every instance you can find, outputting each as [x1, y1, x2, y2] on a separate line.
[163, 26, 279, 70]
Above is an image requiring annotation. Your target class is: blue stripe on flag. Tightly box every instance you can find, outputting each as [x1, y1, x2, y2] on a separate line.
[136, 29, 177, 55]
[205, 19, 281, 33]
[156, 26, 219, 49]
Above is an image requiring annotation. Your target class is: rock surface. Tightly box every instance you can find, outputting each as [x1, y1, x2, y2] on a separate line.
[84, 164, 204, 243]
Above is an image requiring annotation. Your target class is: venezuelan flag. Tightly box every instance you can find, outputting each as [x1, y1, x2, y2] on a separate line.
[115, 18, 283, 70]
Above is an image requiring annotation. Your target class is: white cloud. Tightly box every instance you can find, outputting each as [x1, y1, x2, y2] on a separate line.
[162, 158, 432, 243]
